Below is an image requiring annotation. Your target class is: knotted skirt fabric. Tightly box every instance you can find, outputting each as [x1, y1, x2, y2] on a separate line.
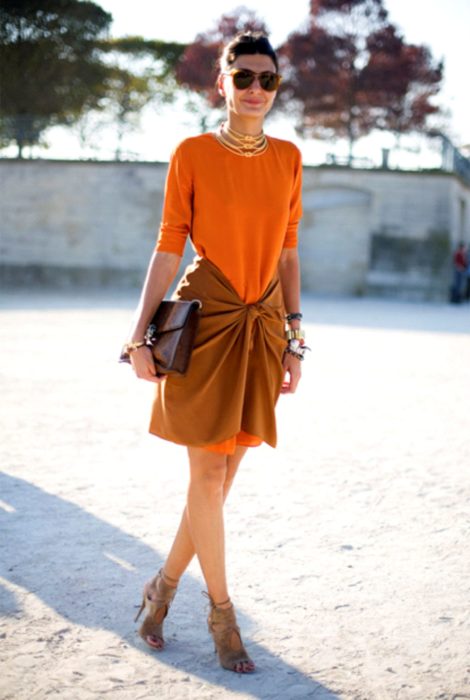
[149, 256, 286, 448]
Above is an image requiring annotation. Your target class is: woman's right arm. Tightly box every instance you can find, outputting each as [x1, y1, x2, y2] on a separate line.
[126, 250, 181, 382]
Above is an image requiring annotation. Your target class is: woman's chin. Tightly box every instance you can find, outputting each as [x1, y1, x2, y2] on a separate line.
[236, 107, 269, 120]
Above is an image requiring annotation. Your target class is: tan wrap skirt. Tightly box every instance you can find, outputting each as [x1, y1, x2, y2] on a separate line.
[149, 256, 286, 448]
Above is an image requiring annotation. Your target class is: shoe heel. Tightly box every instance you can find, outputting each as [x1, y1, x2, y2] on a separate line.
[134, 596, 146, 623]
[135, 572, 178, 650]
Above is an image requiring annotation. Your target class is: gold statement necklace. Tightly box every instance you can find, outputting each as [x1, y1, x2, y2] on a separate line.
[215, 122, 268, 158]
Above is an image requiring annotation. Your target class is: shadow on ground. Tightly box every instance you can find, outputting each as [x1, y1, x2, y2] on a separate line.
[0, 471, 338, 699]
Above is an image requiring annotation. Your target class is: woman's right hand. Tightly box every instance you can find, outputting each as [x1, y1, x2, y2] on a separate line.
[130, 346, 165, 383]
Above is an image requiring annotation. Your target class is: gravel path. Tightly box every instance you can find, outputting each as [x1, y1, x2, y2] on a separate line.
[1, 290, 469, 700]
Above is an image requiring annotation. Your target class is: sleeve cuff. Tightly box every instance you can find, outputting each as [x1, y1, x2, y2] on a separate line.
[156, 238, 186, 256]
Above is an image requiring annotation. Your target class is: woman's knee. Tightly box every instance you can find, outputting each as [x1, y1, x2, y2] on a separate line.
[188, 449, 227, 493]
[223, 464, 237, 492]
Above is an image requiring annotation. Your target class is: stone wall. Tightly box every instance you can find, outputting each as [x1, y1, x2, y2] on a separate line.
[299, 167, 470, 299]
[0, 160, 167, 286]
[1, 159, 469, 298]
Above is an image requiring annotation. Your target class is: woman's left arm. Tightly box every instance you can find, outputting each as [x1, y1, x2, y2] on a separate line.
[278, 247, 302, 394]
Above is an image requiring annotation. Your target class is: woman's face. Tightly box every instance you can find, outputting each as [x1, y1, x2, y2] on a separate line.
[218, 53, 278, 122]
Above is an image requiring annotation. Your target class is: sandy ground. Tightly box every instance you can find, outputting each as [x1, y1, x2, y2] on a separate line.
[0, 289, 469, 700]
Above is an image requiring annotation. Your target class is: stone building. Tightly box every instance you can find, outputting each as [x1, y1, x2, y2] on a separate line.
[300, 165, 470, 299]
[1, 158, 469, 300]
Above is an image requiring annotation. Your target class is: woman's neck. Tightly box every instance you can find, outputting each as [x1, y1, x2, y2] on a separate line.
[225, 115, 264, 136]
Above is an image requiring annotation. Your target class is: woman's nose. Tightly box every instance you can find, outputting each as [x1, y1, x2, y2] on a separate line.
[248, 77, 263, 90]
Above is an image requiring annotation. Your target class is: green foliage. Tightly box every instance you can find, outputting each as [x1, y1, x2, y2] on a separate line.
[0, 2, 187, 157]
[0, 0, 112, 156]
[100, 37, 185, 74]
[100, 37, 187, 105]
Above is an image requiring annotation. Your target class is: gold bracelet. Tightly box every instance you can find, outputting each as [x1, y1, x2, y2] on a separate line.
[285, 328, 305, 341]
[124, 340, 146, 354]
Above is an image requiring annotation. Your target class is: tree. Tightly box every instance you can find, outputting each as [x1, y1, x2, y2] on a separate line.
[0, 0, 112, 157]
[99, 36, 186, 104]
[105, 69, 153, 160]
[361, 25, 443, 136]
[174, 6, 269, 130]
[279, 0, 443, 160]
[0, 1, 187, 157]
[95, 38, 186, 158]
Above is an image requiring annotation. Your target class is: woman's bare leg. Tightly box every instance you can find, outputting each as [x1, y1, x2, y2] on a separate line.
[185, 447, 228, 603]
[224, 446, 249, 498]
[163, 446, 248, 587]
[143, 446, 253, 670]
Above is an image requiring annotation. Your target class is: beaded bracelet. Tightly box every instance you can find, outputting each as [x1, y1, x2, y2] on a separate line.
[285, 346, 305, 361]
[286, 312, 303, 322]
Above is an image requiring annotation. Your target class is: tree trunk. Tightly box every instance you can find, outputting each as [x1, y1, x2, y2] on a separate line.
[115, 124, 123, 161]
[347, 126, 354, 166]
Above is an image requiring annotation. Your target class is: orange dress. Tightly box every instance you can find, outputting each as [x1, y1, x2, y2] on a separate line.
[155, 133, 303, 454]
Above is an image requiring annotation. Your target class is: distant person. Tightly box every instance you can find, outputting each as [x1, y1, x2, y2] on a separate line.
[451, 241, 468, 303]
[122, 31, 304, 673]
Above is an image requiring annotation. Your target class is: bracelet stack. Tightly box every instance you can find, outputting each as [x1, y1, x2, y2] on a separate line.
[284, 312, 309, 360]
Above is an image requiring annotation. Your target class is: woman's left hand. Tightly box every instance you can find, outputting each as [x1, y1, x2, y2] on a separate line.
[280, 351, 302, 394]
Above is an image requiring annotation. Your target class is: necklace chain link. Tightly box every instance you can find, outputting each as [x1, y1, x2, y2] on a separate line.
[215, 122, 268, 158]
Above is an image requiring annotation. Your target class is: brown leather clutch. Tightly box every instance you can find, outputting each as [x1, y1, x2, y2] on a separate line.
[120, 299, 201, 375]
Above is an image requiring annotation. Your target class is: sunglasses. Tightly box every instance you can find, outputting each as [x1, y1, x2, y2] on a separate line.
[223, 69, 282, 92]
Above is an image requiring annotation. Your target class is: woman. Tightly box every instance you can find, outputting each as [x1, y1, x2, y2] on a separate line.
[124, 31, 305, 673]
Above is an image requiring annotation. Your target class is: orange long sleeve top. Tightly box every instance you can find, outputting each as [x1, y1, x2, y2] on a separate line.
[156, 133, 303, 304]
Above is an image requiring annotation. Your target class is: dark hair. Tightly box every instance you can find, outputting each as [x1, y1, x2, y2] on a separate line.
[220, 31, 278, 72]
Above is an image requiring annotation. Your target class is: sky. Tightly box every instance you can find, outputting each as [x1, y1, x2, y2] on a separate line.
[25, 0, 470, 165]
